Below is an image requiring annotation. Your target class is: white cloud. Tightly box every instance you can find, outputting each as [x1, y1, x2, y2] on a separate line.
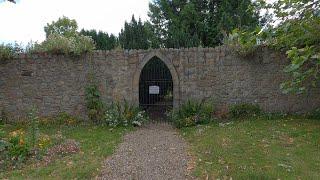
[0, 0, 150, 44]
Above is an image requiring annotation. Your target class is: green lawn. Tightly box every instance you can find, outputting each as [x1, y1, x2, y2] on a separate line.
[0, 124, 131, 179]
[181, 117, 320, 179]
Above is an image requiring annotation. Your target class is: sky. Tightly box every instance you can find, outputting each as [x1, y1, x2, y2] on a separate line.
[0, 0, 150, 45]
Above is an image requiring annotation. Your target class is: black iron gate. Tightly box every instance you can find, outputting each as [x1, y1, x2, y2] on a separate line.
[139, 57, 173, 120]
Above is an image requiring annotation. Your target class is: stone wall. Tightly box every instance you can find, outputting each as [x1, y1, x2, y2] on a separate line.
[0, 47, 319, 119]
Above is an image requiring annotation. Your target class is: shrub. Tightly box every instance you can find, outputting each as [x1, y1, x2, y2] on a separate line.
[7, 129, 30, 160]
[105, 101, 148, 127]
[37, 113, 80, 126]
[168, 99, 215, 128]
[0, 43, 22, 62]
[229, 103, 261, 119]
[28, 107, 39, 149]
[262, 112, 288, 120]
[307, 108, 320, 120]
[37, 134, 51, 150]
[56, 112, 79, 125]
[214, 105, 229, 119]
[85, 84, 105, 123]
[0, 126, 11, 171]
[0, 108, 8, 124]
[26, 108, 53, 154]
[70, 35, 95, 56]
[30, 34, 95, 57]
[1, 129, 30, 171]
[32, 34, 71, 55]
[224, 28, 263, 57]
[0, 109, 54, 171]
[0, 44, 15, 62]
[0, 129, 53, 171]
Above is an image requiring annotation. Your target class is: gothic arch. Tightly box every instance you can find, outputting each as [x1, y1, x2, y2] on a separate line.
[132, 51, 180, 108]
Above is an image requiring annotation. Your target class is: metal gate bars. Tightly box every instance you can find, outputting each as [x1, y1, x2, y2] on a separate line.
[139, 57, 173, 121]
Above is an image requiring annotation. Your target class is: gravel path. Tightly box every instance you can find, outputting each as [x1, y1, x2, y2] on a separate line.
[98, 122, 193, 180]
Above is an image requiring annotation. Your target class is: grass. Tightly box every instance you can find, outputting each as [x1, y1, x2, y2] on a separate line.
[181, 117, 320, 179]
[0, 123, 131, 179]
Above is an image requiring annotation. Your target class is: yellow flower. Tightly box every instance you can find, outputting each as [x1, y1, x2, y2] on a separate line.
[19, 138, 25, 145]
[67, 118, 76, 125]
[9, 131, 17, 137]
[126, 111, 133, 120]
[9, 129, 25, 138]
[40, 117, 50, 124]
[38, 134, 51, 149]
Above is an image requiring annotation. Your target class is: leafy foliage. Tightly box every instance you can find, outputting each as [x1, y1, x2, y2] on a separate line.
[30, 34, 95, 56]
[55, 112, 79, 126]
[85, 84, 105, 123]
[225, 0, 320, 94]
[29, 16, 95, 56]
[0, 109, 8, 124]
[307, 108, 320, 120]
[0, 108, 51, 172]
[28, 107, 39, 149]
[44, 16, 78, 38]
[229, 103, 261, 119]
[148, 0, 262, 48]
[224, 28, 264, 57]
[104, 101, 148, 127]
[168, 99, 215, 128]
[0, 43, 22, 62]
[34, 112, 80, 126]
[0, 44, 15, 62]
[119, 15, 158, 50]
[280, 45, 320, 94]
[273, 1, 320, 93]
[80, 29, 118, 50]
[7, 129, 30, 160]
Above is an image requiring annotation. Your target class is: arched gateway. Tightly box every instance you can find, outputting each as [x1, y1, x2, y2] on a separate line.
[132, 51, 180, 117]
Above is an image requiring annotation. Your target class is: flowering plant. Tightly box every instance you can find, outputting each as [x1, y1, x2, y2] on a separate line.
[105, 102, 148, 127]
[37, 134, 51, 150]
[7, 129, 30, 159]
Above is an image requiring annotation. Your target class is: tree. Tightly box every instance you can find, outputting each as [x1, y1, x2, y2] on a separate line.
[226, 0, 320, 94]
[118, 15, 158, 50]
[148, 0, 261, 48]
[80, 29, 118, 50]
[44, 16, 78, 38]
[271, 0, 320, 94]
[148, 0, 202, 48]
[30, 16, 95, 56]
[144, 21, 161, 49]
[206, 0, 262, 46]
